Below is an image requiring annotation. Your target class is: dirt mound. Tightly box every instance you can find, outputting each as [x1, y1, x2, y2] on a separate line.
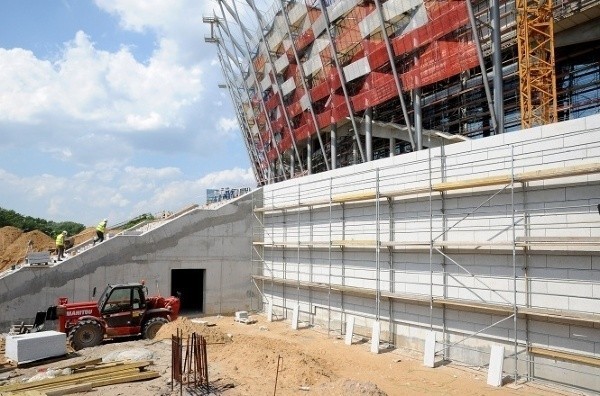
[155, 316, 230, 344]
[310, 379, 388, 395]
[0, 226, 103, 272]
[0, 228, 55, 272]
[215, 333, 336, 389]
[72, 227, 96, 246]
[0, 226, 22, 250]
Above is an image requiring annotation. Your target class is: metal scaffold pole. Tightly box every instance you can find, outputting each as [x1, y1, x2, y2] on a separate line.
[375, 169, 381, 320]
[511, 145, 518, 384]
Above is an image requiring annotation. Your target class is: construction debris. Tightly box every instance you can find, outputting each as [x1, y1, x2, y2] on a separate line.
[0, 359, 159, 394]
[234, 311, 256, 324]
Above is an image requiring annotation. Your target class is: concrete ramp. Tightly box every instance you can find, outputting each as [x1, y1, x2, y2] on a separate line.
[0, 191, 260, 331]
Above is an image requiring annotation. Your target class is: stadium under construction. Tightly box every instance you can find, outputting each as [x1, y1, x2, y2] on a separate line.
[1, 0, 599, 394]
[205, 0, 600, 392]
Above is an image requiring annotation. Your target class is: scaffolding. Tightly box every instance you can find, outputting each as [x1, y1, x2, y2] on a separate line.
[251, 123, 600, 392]
[208, 0, 600, 183]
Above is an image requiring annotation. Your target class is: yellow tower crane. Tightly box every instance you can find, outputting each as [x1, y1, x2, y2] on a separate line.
[516, 0, 558, 128]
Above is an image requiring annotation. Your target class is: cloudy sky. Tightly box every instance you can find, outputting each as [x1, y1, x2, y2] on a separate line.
[0, 0, 260, 226]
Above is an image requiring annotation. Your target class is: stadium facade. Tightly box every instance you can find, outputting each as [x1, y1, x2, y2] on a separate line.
[207, 0, 600, 392]
[207, 0, 599, 184]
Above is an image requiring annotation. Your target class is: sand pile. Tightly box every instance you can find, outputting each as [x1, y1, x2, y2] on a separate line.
[155, 316, 230, 344]
[72, 227, 96, 246]
[0, 227, 55, 272]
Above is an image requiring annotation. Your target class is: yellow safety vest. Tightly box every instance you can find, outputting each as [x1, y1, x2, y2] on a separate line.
[56, 234, 65, 246]
[96, 221, 107, 233]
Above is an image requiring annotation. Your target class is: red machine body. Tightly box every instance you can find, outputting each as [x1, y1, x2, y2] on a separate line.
[51, 283, 180, 349]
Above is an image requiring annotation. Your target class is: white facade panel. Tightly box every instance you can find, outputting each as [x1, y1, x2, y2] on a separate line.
[359, 0, 421, 38]
[260, 74, 271, 91]
[343, 57, 371, 82]
[274, 53, 290, 73]
[289, 2, 308, 26]
[300, 94, 311, 111]
[302, 56, 323, 76]
[312, 14, 326, 37]
[280, 77, 296, 96]
[327, 0, 358, 22]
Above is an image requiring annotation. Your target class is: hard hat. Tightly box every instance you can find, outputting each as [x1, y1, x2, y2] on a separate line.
[103, 218, 107, 222]
[62, 230, 68, 235]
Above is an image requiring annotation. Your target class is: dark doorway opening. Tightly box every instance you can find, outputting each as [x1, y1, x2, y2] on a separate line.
[171, 269, 204, 312]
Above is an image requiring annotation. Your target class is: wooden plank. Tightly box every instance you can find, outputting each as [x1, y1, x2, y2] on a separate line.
[1, 369, 141, 392]
[44, 383, 93, 396]
[516, 236, 600, 244]
[518, 162, 600, 182]
[382, 186, 431, 198]
[331, 239, 377, 247]
[434, 175, 512, 192]
[54, 358, 103, 370]
[0, 362, 151, 392]
[332, 190, 376, 203]
[89, 371, 160, 387]
[529, 347, 600, 367]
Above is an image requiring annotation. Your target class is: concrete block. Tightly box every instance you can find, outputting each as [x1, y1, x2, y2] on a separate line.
[547, 281, 593, 297]
[423, 331, 436, 367]
[345, 316, 355, 345]
[370, 321, 381, 354]
[291, 304, 299, 330]
[487, 345, 505, 387]
[548, 335, 594, 353]
[569, 325, 600, 341]
[568, 296, 600, 314]
[5, 331, 66, 364]
[267, 300, 274, 322]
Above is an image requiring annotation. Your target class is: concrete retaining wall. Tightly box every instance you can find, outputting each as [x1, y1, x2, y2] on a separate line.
[0, 191, 259, 331]
[257, 114, 600, 392]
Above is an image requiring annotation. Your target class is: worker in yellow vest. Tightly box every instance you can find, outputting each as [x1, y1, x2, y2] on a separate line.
[56, 230, 67, 261]
[93, 218, 108, 246]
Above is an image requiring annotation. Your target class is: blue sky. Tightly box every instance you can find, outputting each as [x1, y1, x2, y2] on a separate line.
[0, 0, 257, 226]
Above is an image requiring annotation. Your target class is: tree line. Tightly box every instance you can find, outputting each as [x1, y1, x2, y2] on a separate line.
[0, 207, 85, 238]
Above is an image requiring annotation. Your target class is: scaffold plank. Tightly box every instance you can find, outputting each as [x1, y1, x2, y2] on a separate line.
[529, 347, 600, 367]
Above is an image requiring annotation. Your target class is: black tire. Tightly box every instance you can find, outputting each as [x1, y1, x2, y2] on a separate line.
[143, 317, 169, 339]
[68, 319, 103, 350]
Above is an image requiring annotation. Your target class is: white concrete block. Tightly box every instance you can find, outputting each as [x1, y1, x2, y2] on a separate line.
[267, 300, 274, 322]
[548, 335, 594, 352]
[6, 331, 67, 363]
[423, 331, 436, 367]
[584, 113, 600, 129]
[370, 321, 381, 354]
[568, 296, 600, 314]
[291, 304, 299, 330]
[487, 345, 505, 387]
[345, 316, 355, 345]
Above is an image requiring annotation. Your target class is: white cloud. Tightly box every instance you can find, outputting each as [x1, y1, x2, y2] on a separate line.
[0, 1, 256, 225]
[133, 167, 255, 214]
[0, 31, 203, 131]
[217, 117, 239, 137]
[0, 165, 255, 225]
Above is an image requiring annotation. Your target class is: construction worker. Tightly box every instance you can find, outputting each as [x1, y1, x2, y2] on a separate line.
[56, 231, 67, 261]
[93, 218, 108, 246]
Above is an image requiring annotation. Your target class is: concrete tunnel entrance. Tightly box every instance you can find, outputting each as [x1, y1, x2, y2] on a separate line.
[170, 269, 204, 312]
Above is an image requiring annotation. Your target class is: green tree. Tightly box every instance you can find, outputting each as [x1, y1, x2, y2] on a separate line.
[0, 207, 85, 237]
